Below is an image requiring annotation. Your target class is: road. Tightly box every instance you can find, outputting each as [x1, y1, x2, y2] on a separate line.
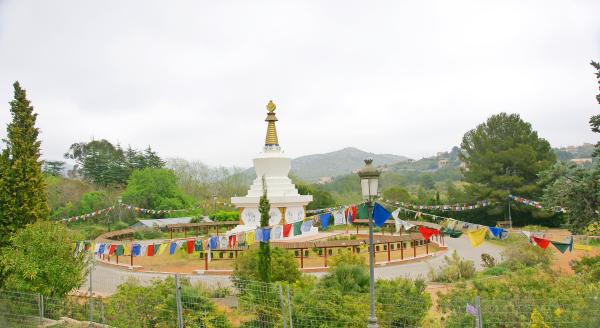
[81, 235, 504, 295]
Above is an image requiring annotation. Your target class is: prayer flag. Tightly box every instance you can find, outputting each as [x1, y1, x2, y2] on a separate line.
[357, 203, 368, 219]
[262, 228, 271, 242]
[169, 242, 177, 255]
[418, 226, 438, 241]
[124, 244, 130, 256]
[187, 240, 195, 254]
[333, 209, 346, 225]
[551, 241, 571, 254]
[147, 244, 155, 256]
[532, 236, 550, 250]
[320, 213, 331, 230]
[574, 244, 593, 251]
[271, 226, 282, 240]
[219, 236, 228, 249]
[247, 231, 256, 245]
[255, 228, 263, 243]
[228, 235, 237, 248]
[115, 245, 124, 256]
[132, 244, 141, 257]
[345, 206, 357, 223]
[293, 221, 303, 236]
[466, 227, 488, 248]
[194, 240, 203, 252]
[283, 223, 293, 237]
[488, 227, 508, 240]
[372, 203, 391, 228]
[301, 220, 313, 233]
[109, 244, 116, 256]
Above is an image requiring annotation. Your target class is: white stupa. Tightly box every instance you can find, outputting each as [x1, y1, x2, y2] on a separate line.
[229, 100, 316, 238]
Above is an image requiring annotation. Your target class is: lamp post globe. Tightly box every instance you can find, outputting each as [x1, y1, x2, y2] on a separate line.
[357, 158, 380, 328]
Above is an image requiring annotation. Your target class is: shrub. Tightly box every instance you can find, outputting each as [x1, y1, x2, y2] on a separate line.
[329, 249, 365, 268]
[481, 253, 496, 268]
[0, 221, 88, 297]
[482, 265, 510, 276]
[501, 239, 553, 270]
[105, 277, 230, 328]
[376, 278, 432, 327]
[571, 254, 600, 282]
[133, 228, 163, 240]
[319, 264, 370, 294]
[233, 247, 300, 284]
[428, 250, 475, 282]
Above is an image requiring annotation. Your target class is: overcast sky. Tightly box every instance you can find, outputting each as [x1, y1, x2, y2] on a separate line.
[1, 1, 599, 167]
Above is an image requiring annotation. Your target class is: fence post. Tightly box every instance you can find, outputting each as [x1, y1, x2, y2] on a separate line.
[476, 295, 483, 328]
[278, 284, 287, 328]
[89, 256, 95, 327]
[37, 293, 44, 324]
[286, 284, 293, 328]
[175, 274, 184, 328]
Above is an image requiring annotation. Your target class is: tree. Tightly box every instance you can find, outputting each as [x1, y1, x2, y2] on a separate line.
[297, 183, 336, 210]
[383, 187, 412, 203]
[64, 139, 165, 186]
[0, 82, 49, 247]
[420, 174, 436, 190]
[590, 60, 600, 156]
[121, 168, 194, 210]
[42, 160, 65, 176]
[539, 162, 599, 230]
[0, 221, 88, 296]
[232, 247, 300, 284]
[460, 113, 555, 201]
[257, 176, 272, 283]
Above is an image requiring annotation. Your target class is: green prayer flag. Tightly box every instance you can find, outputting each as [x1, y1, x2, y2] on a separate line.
[551, 241, 570, 254]
[194, 240, 203, 252]
[357, 203, 369, 219]
[293, 221, 303, 236]
[115, 245, 124, 256]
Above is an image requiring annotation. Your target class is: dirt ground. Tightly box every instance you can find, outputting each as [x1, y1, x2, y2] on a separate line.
[543, 229, 600, 273]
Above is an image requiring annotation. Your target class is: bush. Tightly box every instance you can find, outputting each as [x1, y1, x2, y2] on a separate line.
[481, 253, 496, 268]
[329, 249, 365, 268]
[571, 254, 600, 282]
[209, 210, 239, 222]
[320, 264, 370, 294]
[501, 239, 553, 270]
[133, 228, 163, 240]
[233, 247, 301, 284]
[0, 221, 88, 297]
[481, 265, 510, 276]
[105, 277, 230, 328]
[376, 278, 432, 327]
[428, 250, 475, 282]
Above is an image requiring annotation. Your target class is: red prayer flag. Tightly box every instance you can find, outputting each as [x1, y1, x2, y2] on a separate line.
[532, 236, 550, 250]
[228, 235, 237, 248]
[283, 224, 292, 237]
[147, 244, 155, 256]
[186, 240, 195, 254]
[109, 244, 116, 255]
[418, 226, 439, 241]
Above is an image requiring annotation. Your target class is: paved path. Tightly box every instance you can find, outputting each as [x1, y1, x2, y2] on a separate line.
[82, 235, 504, 295]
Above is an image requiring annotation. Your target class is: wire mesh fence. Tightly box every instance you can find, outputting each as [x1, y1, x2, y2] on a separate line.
[1, 275, 600, 327]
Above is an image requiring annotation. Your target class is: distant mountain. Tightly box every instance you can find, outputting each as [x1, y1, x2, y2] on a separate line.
[290, 147, 409, 182]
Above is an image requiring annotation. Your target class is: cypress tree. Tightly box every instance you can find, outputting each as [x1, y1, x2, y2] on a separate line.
[0, 82, 49, 247]
[257, 175, 272, 283]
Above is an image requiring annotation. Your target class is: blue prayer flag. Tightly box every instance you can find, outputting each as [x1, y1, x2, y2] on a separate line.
[320, 213, 331, 230]
[132, 244, 141, 257]
[372, 203, 391, 228]
[169, 242, 177, 255]
[210, 236, 219, 250]
[262, 228, 271, 242]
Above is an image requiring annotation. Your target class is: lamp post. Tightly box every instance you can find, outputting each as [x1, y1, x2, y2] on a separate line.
[358, 158, 380, 328]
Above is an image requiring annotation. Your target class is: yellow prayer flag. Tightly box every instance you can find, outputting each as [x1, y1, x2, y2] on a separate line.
[247, 231, 255, 246]
[158, 243, 168, 255]
[466, 227, 488, 248]
[574, 244, 593, 251]
[124, 244, 130, 256]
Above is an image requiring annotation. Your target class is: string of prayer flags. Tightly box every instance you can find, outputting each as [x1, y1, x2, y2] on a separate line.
[466, 227, 488, 248]
[532, 236, 551, 250]
[372, 203, 391, 228]
[488, 227, 509, 240]
[320, 213, 331, 230]
[418, 226, 439, 241]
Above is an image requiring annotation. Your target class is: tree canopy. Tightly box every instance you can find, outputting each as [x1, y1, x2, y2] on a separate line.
[64, 139, 165, 186]
[460, 113, 556, 201]
[121, 168, 194, 209]
[0, 221, 88, 296]
[0, 82, 49, 247]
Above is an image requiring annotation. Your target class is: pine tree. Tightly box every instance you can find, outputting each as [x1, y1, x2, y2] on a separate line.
[0, 82, 49, 247]
[257, 175, 272, 283]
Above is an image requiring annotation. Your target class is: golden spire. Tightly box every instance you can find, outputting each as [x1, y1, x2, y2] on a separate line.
[265, 100, 279, 146]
